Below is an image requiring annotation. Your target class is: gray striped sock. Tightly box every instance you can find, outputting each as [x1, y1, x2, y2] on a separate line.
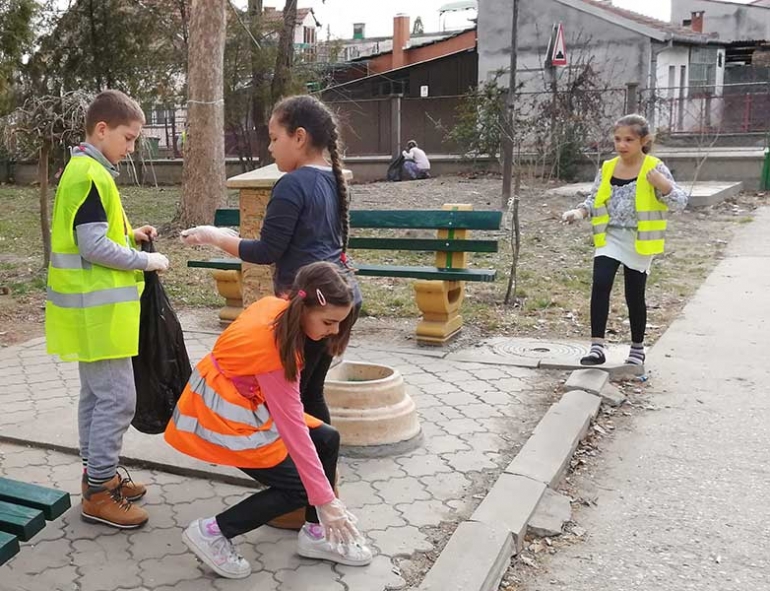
[626, 344, 645, 365]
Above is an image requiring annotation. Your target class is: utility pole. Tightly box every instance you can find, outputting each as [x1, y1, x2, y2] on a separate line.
[503, 0, 521, 306]
[501, 0, 519, 208]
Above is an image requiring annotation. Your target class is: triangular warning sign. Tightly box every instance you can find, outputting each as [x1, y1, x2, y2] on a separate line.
[551, 23, 568, 67]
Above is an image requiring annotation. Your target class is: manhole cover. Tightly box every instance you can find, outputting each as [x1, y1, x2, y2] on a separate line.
[492, 338, 589, 360]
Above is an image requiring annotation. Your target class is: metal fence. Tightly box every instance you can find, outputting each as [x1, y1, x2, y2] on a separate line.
[644, 83, 770, 136]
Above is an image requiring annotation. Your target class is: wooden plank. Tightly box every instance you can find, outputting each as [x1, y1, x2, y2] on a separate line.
[0, 531, 19, 566]
[348, 237, 499, 253]
[187, 258, 243, 271]
[354, 264, 496, 282]
[0, 500, 45, 542]
[214, 208, 240, 227]
[350, 210, 502, 230]
[0, 478, 71, 521]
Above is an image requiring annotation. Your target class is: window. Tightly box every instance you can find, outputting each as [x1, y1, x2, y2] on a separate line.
[689, 46, 718, 92]
[303, 26, 316, 45]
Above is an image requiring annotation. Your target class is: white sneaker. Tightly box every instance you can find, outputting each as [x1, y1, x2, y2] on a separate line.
[182, 519, 252, 579]
[297, 525, 373, 566]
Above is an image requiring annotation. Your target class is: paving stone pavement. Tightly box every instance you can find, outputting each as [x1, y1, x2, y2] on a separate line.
[0, 329, 558, 591]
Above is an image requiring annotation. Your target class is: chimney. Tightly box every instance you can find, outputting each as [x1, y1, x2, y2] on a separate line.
[353, 23, 365, 40]
[690, 11, 705, 33]
[392, 14, 410, 70]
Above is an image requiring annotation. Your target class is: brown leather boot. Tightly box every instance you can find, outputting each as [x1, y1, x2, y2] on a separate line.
[81, 475, 149, 529]
[81, 468, 147, 502]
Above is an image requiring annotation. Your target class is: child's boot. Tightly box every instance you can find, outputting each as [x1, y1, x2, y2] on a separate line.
[81, 467, 147, 502]
[81, 474, 149, 529]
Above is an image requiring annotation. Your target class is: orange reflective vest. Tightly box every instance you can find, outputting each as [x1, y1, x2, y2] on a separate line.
[164, 296, 322, 469]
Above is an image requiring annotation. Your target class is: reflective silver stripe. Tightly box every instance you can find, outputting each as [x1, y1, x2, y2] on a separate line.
[637, 211, 668, 221]
[637, 230, 666, 241]
[171, 408, 281, 450]
[592, 223, 608, 235]
[592, 207, 608, 218]
[188, 368, 272, 427]
[46, 285, 139, 308]
[50, 253, 86, 269]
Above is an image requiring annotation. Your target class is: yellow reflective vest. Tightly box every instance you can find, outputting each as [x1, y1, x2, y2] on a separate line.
[45, 156, 144, 362]
[591, 155, 669, 255]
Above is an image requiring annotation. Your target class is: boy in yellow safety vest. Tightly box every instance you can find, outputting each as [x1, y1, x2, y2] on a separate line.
[45, 90, 170, 529]
[561, 114, 688, 368]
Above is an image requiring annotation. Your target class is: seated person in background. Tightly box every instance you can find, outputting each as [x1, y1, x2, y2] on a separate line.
[402, 140, 430, 180]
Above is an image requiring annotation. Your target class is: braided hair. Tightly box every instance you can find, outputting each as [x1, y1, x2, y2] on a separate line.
[272, 95, 350, 253]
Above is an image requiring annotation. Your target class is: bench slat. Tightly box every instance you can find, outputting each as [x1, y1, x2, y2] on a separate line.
[355, 264, 496, 282]
[349, 210, 502, 230]
[0, 531, 19, 566]
[348, 237, 498, 253]
[0, 500, 45, 542]
[188, 258, 242, 271]
[214, 209, 240, 227]
[0, 478, 71, 521]
[214, 209, 504, 231]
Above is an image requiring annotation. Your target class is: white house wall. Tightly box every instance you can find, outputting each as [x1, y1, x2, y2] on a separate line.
[479, 0, 652, 92]
[671, 0, 770, 42]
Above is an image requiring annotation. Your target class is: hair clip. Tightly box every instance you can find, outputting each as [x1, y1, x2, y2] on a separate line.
[316, 288, 327, 306]
[297, 289, 307, 299]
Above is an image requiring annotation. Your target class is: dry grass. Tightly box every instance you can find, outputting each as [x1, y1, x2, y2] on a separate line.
[0, 177, 765, 348]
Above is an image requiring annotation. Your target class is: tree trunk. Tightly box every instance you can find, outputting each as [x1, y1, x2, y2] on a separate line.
[38, 144, 51, 267]
[248, 0, 271, 168]
[271, 0, 297, 103]
[179, 0, 227, 228]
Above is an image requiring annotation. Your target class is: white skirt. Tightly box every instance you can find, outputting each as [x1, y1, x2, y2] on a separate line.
[595, 226, 652, 274]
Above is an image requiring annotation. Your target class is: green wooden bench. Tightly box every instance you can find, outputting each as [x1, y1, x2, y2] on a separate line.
[0, 477, 71, 565]
[188, 205, 502, 342]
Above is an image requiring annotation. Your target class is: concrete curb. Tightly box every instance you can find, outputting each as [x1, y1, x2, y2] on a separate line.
[416, 387, 602, 591]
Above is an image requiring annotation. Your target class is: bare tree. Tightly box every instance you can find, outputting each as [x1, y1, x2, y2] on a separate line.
[0, 92, 91, 266]
[179, 0, 227, 227]
[271, 0, 297, 103]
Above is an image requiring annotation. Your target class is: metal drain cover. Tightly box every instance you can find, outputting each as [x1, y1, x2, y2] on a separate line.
[491, 338, 589, 360]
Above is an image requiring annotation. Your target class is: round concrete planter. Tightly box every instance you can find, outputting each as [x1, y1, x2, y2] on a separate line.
[325, 361, 421, 447]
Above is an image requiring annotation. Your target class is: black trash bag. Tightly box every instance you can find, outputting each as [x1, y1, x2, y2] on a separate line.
[386, 154, 405, 182]
[131, 241, 192, 434]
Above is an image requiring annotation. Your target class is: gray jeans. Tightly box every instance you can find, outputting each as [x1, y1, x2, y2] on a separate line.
[78, 358, 136, 480]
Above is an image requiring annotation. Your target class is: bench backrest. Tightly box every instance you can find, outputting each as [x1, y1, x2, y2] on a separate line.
[213, 208, 502, 254]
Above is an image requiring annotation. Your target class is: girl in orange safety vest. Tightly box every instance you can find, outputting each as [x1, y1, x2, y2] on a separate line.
[561, 114, 688, 368]
[165, 262, 372, 579]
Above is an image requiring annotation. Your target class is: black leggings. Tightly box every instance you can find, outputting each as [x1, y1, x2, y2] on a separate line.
[299, 303, 361, 423]
[590, 256, 648, 344]
[216, 423, 340, 539]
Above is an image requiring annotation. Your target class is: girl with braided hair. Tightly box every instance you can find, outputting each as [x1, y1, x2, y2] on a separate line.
[180, 95, 361, 425]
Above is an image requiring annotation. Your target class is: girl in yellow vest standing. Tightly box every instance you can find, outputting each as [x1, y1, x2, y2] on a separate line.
[562, 114, 688, 367]
[165, 262, 372, 579]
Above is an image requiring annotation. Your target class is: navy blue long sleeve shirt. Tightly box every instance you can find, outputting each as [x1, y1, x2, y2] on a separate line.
[238, 166, 361, 303]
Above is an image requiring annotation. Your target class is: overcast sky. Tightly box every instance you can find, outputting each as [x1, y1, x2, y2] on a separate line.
[235, 0, 758, 39]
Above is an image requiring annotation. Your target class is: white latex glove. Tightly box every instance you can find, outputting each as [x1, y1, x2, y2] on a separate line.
[144, 252, 170, 272]
[317, 498, 363, 547]
[179, 225, 239, 246]
[561, 208, 587, 224]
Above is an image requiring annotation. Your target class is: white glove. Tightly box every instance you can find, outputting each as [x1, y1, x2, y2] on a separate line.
[179, 225, 239, 246]
[561, 208, 587, 224]
[144, 252, 169, 272]
[317, 498, 363, 547]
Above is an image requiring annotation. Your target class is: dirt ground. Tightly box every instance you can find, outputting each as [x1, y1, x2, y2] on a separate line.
[0, 176, 766, 350]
